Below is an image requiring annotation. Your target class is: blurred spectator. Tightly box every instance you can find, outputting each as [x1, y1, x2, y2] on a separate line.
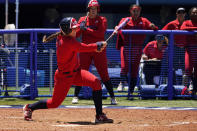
[162, 7, 186, 85]
[42, 8, 61, 28]
[180, 7, 197, 96]
[4, 24, 16, 47]
[40, 7, 61, 87]
[0, 36, 10, 91]
[116, 4, 158, 98]
[159, 5, 172, 29]
[142, 34, 168, 85]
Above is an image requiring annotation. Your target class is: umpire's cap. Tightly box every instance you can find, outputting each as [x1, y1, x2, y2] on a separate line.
[59, 17, 79, 35]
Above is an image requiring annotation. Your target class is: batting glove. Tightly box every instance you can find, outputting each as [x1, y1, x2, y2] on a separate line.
[96, 41, 107, 52]
[80, 21, 87, 31]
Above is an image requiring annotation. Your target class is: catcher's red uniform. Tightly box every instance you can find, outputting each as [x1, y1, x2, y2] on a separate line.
[116, 17, 158, 78]
[47, 35, 101, 108]
[77, 15, 110, 82]
[143, 40, 167, 60]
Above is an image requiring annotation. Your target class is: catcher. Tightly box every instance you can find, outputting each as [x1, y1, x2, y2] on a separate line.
[72, 0, 117, 105]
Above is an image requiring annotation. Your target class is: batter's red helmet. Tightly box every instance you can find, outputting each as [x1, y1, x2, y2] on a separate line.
[87, 0, 100, 11]
[59, 17, 79, 35]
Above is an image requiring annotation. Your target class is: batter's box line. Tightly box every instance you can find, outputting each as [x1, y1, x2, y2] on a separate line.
[0, 105, 197, 111]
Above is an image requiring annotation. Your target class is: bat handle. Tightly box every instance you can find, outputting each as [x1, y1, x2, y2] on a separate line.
[106, 30, 117, 42]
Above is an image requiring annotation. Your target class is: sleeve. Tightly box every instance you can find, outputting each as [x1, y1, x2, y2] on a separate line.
[85, 17, 107, 38]
[117, 18, 130, 29]
[143, 44, 149, 55]
[143, 42, 152, 59]
[181, 21, 197, 30]
[72, 39, 97, 52]
[162, 23, 175, 30]
[144, 18, 158, 30]
[76, 17, 83, 38]
[116, 30, 125, 50]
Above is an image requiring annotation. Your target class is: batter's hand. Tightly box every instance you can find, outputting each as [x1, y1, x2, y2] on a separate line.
[80, 21, 87, 31]
[96, 41, 107, 52]
[42, 35, 47, 43]
[113, 26, 119, 34]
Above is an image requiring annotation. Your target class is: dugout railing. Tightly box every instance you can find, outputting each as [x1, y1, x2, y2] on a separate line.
[0, 29, 195, 100]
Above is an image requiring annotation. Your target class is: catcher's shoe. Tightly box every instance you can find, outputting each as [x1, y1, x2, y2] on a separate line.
[23, 104, 33, 121]
[72, 97, 79, 104]
[95, 113, 113, 123]
[117, 82, 124, 92]
[111, 97, 118, 105]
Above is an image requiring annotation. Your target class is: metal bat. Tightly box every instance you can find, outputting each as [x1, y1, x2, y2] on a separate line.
[106, 17, 130, 42]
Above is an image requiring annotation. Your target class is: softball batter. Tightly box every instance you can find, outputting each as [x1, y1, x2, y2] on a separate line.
[23, 17, 113, 123]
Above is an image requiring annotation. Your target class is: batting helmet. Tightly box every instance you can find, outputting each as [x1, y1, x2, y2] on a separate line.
[87, 0, 100, 11]
[59, 17, 79, 35]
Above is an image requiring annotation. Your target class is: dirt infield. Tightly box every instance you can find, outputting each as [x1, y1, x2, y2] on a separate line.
[0, 108, 197, 131]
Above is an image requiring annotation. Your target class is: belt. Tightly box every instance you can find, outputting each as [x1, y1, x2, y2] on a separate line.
[59, 67, 80, 75]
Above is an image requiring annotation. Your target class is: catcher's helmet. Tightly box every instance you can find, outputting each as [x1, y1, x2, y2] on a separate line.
[59, 17, 79, 35]
[87, 0, 100, 11]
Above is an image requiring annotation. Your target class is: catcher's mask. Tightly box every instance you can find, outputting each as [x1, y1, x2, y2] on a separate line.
[59, 17, 79, 35]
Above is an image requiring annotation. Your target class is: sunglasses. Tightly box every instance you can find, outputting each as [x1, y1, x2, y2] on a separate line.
[155, 35, 165, 41]
[177, 10, 185, 14]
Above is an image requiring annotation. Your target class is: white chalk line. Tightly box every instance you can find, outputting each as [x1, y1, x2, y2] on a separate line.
[52, 121, 197, 128]
[52, 124, 85, 127]
[6, 116, 23, 119]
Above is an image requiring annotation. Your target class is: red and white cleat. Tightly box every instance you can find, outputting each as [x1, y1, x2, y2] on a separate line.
[23, 104, 33, 121]
[95, 113, 113, 123]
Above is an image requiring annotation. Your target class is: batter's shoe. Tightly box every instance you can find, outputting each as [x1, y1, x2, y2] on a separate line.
[72, 97, 79, 104]
[95, 113, 113, 123]
[23, 104, 33, 121]
[111, 97, 118, 105]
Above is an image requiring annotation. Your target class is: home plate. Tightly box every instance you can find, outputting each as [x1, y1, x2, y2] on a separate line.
[52, 124, 84, 127]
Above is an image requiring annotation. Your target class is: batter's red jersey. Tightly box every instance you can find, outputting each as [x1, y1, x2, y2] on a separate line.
[143, 40, 167, 60]
[116, 17, 158, 48]
[162, 19, 185, 47]
[56, 35, 97, 72]
[180, 20, 197, 46]
[77, 16, 107, 43]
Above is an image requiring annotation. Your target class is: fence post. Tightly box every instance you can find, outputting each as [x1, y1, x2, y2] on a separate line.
[168, 32, 174, 100]
[29, 31, 38, 100]
[29, 32, 34, 99]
